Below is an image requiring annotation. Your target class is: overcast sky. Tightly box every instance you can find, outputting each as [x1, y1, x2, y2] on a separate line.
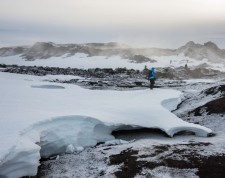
[0, 0, 225, 48]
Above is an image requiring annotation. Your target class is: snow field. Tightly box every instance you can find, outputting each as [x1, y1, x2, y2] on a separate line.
[0, 72, 212, 178]
[1, 53, 225, 71]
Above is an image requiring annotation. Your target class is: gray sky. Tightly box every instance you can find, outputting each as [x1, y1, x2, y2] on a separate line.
[0, 0, 225, 48]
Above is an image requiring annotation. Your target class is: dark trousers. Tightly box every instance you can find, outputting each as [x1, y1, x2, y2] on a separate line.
[150, 78, 155, 89]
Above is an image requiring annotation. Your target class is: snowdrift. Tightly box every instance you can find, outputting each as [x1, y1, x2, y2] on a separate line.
[0, 72, 212, 178]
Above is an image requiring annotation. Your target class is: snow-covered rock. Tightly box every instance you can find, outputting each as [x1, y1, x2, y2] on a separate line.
[65, 144, 75, 154]
[177, 41, 225, 62]
[98, 139, 130, 147]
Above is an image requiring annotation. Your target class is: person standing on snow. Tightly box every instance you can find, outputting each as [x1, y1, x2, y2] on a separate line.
[148, 67, 156, 89]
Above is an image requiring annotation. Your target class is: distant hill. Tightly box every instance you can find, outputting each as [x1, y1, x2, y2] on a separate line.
[0, 41, 225, 62]
[176, 41, 225, 62]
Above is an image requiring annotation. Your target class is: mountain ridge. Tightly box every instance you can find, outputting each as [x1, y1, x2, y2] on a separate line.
[0, 41, 225, 62]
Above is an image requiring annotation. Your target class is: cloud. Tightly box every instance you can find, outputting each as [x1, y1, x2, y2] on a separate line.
[0, 0, 225, 47]
[1, 0, 225, 28]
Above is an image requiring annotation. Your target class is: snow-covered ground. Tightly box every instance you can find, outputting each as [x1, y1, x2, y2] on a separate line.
[0, 72, 212, 178]
[1, 53, 225, 71]
[1, 52, 224, 177]
[34, 78, 225, 178]
[36, 132, 225, 178]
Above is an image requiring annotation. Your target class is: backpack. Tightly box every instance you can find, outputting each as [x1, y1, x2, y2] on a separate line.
[146, 69, 151, 78]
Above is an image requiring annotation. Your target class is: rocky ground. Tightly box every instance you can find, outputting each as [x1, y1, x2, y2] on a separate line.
[1, 64, 225, 90]
[8, 65, 224, 178]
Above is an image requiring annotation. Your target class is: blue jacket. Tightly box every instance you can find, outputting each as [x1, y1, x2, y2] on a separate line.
[149, 67, 156, 79]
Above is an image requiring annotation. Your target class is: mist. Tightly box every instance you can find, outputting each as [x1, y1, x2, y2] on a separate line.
[0, 0, 225, 48]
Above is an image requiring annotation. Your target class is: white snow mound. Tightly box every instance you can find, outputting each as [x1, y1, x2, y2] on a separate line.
[0, 72, 212, 178]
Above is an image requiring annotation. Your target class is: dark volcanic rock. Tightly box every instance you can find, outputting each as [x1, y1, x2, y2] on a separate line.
[109, 143, 225, 178]
[182, 85, 225, 116]
[202, 85, 225, 96]
[2, 64, 225, 90]
[192, 97, 225, 116]
[129, 55, 156, 63]
[1, 64, 151, 90]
